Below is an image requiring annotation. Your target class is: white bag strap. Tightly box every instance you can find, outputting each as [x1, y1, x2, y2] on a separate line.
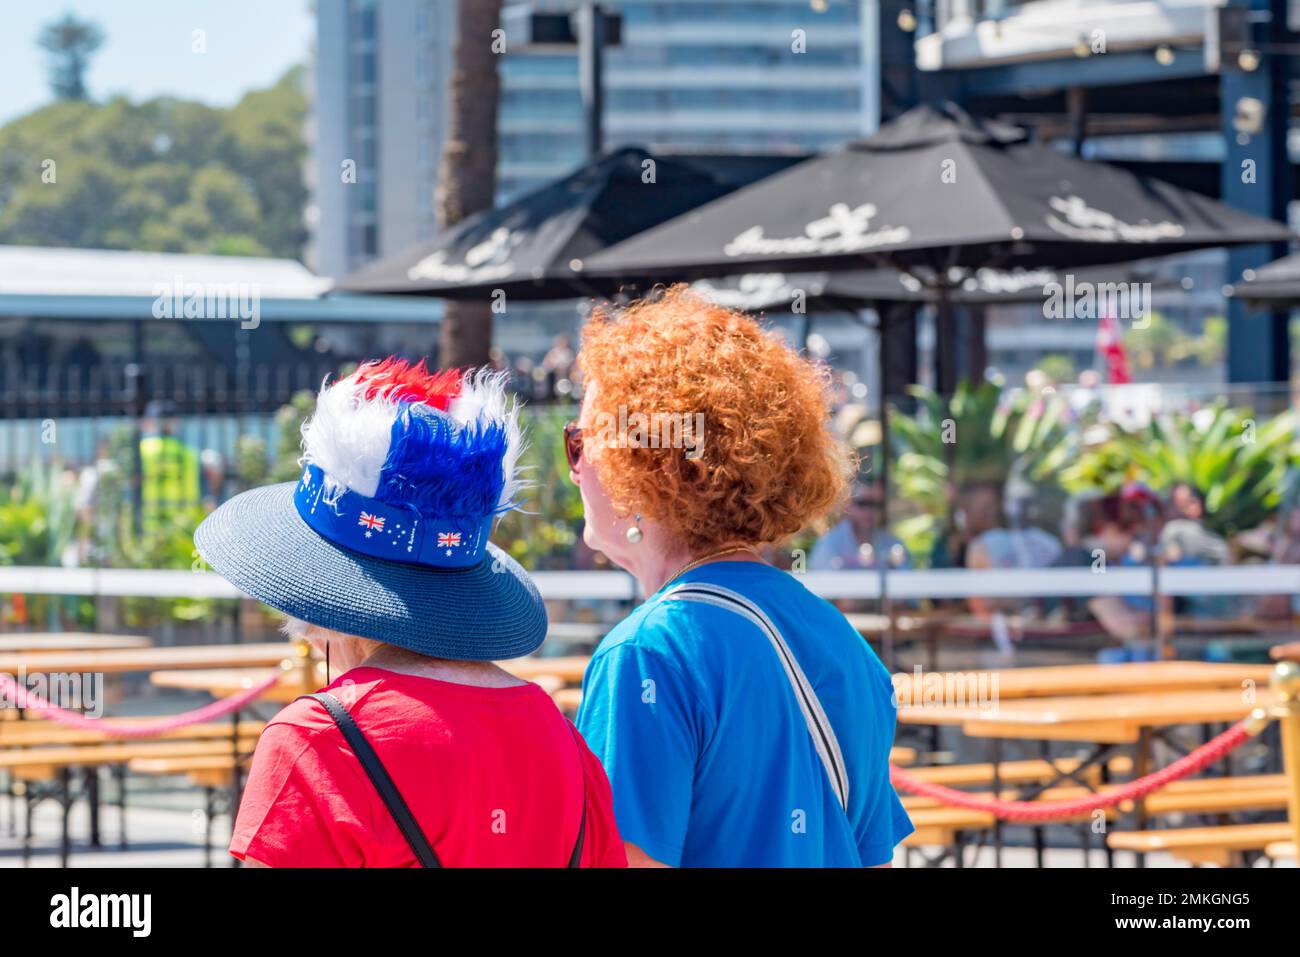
[660, 581, 849, 812]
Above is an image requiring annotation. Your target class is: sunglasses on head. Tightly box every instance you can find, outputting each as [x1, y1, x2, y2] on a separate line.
[563, 421, 584, 470]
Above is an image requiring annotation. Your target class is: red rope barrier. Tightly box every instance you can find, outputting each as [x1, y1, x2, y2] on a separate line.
[891, 719, 1253, 823]
[0, 670, 283, 738]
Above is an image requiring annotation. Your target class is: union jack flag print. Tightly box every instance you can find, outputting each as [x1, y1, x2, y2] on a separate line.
[358, 512, 385, 532]
[437, 531, 462, 548]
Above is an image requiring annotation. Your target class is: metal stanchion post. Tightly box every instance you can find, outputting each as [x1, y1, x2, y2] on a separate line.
[1273, 660, 1300, 853]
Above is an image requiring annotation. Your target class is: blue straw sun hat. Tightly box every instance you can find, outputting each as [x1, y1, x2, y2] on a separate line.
[194, 358, 547, 661]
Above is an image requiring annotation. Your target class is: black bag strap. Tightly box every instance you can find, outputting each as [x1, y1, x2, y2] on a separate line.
[303, 691, 588, 868]
[304, 692, 441, 868]
[564, 722, 588, 868]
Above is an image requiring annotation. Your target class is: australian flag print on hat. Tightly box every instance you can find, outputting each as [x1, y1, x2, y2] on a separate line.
[195, 358, 548, 661]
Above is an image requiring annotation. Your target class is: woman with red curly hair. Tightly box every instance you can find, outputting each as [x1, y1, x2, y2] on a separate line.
[569, 286, 913, 867]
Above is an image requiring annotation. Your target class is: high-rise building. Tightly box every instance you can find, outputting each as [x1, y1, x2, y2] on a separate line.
[307, 0, 879, 278]
[308, 0, 455, 280]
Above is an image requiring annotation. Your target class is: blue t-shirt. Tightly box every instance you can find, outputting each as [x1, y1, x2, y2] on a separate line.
[577, 561, 913, 867]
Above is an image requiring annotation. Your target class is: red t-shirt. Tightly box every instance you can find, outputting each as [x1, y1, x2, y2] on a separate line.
[229, 666, 626, 867]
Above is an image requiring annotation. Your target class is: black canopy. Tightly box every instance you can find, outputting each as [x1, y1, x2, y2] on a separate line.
[1229, 251, 1300, 306]
[334, 147, 806, 301]
[582, 103, 1292, 282]
[690, 265, 1173, 312]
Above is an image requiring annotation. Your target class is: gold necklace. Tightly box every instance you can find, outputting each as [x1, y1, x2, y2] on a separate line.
[665, 544, 759, 586]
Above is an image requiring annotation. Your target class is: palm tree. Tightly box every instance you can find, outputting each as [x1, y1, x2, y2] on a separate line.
[37, 13, 105, 102]
[435, 0, 503, 369]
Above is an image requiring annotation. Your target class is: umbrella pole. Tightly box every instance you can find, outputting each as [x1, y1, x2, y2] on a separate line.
[935, 284, 957, 397]
[876, 305, 895, 670]
[936, 282, 960, 564]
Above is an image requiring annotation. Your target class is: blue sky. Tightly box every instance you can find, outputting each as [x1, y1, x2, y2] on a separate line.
[0, 0, 314, 124]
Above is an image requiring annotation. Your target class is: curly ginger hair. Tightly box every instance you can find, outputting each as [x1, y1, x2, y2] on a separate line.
[577, 285, 851, 552]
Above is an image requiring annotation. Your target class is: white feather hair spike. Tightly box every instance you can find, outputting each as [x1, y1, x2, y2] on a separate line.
[449, 368, 529, 510]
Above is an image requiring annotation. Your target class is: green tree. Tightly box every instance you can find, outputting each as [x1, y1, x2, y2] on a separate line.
[37, 12, 104, 101]
[0, 69, 307, 258]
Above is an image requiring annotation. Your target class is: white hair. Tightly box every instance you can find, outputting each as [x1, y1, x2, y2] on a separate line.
[280, 616, 354, 644]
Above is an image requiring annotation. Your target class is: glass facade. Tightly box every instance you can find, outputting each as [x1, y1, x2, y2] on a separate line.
[345, 0, 379, 262]
[496, 0, 870, 200]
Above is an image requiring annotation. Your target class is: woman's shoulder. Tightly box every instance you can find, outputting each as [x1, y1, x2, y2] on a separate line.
[592, 591, 744, 673]
[261, 668, 391, 733]
[594, 567, 824, 664]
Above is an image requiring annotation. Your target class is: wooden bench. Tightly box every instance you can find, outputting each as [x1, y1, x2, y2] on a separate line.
[1265, 840, 1297, 862]
[128, 754, 248, 789]
[125, 754, 254, 867]
[0, 720, 265, 748]
[901, 777, 1286, 818]
[1107, 822, 1295, 867]
[899, 756, 1124, 789]
[902, 785, 1120, 866]
[0, 738, 262, 780]
[902, 776, 1287, 864]
[890, 747, 917, 767]
[3, 736, 259, 866]
[1142, 775, 1290, 817]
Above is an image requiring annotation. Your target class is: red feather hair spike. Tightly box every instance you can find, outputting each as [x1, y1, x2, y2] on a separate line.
[351, 357, 461, 410]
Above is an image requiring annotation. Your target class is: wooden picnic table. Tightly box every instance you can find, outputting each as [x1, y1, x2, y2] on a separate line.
[0, 633, 152, 653]
[937, 614, 1110, 641]
[899, 687, 1274, 743]
[1272, 641, 1300, 662]
[0, 642, 300, 675]
[1169, 616, 1281, 636]
[545, 622, 607, 646]
[894, 663, 1281, 867]
[845, 611, 962, 670]
[549, 661, 1268, 732]
[847, 613, 948, 637]
[151, 668, 298, 703]
[892, 661, 1271, 706]
[150, 655, 593, 705]
[502, 655, 589, 683]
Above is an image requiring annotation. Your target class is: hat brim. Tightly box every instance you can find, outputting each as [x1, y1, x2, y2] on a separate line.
[194, 482, 547, 661]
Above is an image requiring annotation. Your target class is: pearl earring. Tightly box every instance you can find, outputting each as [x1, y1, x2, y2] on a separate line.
[626, 514, 643, 544]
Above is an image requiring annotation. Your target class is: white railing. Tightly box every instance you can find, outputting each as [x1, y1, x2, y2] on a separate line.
[1, 564, 1298, 602]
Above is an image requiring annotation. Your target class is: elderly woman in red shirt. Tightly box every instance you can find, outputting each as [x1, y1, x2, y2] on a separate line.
[195, 358, 625, 867]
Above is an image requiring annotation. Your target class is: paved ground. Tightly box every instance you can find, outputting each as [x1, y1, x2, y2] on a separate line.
[0, 790, 236, 868]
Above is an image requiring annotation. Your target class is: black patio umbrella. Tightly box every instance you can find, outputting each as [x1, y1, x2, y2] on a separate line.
[1228, 251, 1300, 307]
[690, 264, 1173, 312]
[334, 147, 806, 301]
[582, 103, 1292, 284]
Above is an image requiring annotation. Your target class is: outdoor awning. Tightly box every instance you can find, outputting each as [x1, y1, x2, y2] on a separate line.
[581, 103, 1293, 282]
[690, 265, 1173, 312]
[1229, 251, 1300, 307]
[334, 147, 806, 301]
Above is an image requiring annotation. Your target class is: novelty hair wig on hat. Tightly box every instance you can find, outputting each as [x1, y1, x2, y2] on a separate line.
[193, 355, 548, 661]
[303, 357, 526, 522]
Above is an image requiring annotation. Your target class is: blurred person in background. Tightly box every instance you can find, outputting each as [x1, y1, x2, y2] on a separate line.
[1253, 469, 1300, 620]
[1159, 482, 1229, 566]
[958, 480, 1062, 618]
[1053, 494, 1149, 642]
[1158, 482, 1239, 620]
[139, 398, 201, 531]
[810, 480, 911, 573]
[541, 333, 576, 399]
